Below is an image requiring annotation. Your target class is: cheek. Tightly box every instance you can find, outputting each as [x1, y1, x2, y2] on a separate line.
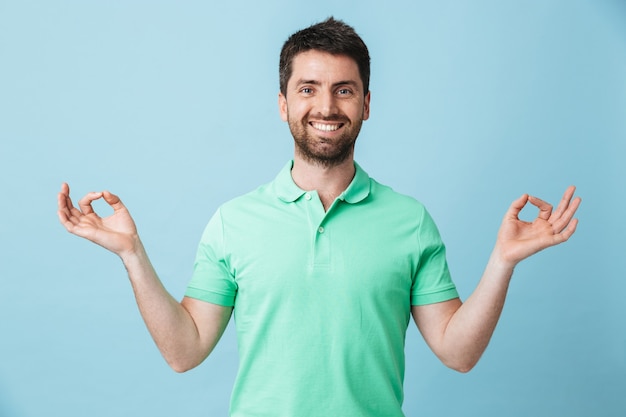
[286, 103, 309, 122]
[347, 106, 366, 122]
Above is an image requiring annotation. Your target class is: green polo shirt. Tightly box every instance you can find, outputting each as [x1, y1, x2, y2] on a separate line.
[186, 161, 458, 417]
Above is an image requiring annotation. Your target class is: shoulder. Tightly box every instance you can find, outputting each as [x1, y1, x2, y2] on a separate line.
[217, 161, 294, 215]
[367, 178, 428, 214]
[217, 180, 275, 216]
[198, 181, 276, 242]
[363, 177, 444, 238]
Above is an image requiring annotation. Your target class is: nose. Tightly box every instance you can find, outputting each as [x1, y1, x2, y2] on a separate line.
[318, 90, 339, 117]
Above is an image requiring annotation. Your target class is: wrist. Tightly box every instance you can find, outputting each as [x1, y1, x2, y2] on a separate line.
[489, 245, 518, 274]
[118, 234, 145, 264]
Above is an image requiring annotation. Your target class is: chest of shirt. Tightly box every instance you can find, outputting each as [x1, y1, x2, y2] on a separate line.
[221, 199, 419, 309]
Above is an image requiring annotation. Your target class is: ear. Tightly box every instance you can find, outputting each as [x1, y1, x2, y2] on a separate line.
[362, 91, 371, 121]
[278, 92, 288, 122]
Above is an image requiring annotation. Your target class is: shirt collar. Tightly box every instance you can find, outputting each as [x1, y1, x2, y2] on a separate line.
[274, 160, 371, 204]
[274, 160, 305, 202]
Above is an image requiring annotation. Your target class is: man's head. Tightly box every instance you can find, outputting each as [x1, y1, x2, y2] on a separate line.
[279, 17, 370, 97]
[278, 18, 371, 168]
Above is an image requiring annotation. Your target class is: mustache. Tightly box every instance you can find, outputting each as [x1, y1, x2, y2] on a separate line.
[307, 113, 350, 123]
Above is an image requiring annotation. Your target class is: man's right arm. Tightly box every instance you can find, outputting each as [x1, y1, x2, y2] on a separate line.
[57, 183, 231, 372]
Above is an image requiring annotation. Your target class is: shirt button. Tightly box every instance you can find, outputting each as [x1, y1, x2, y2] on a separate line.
[305, 193, 312, 200]
[318, 226, 325, 233]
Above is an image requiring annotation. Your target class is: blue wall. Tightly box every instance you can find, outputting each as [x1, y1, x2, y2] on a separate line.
[1, 1, 624, 416]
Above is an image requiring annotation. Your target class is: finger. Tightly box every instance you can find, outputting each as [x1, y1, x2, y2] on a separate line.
[505, 194, 529, 220]
[57, 201, 72, 229]
[563, 217, 579, 239]
[57, 196, 80, 231]
[528, 195, 552, 221]
[551, 196, 582, 234]
[77, 192, 104, 215]
[57, 203, 79, 231]
[553, 217, 579, 244]
[58, 183, 71, 210]
[58, 183, 83, 218]
[58, 209, 80, 231]
[58, 184, 75, 219]
[57, 191, 68, 213]
[548, 185, 576, 223]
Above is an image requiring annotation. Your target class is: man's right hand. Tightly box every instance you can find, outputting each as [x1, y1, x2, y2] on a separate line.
[57, 182, 232, 371]
[57, 183, 139, 257]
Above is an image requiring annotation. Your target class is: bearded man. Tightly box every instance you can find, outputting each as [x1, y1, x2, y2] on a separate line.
[58, 17, 581, 417]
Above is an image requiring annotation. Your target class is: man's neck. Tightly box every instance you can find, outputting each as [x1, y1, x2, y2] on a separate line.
[291, 155, 356, 211]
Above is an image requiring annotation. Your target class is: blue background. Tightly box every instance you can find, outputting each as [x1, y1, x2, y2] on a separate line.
[1, 0, 625, 416]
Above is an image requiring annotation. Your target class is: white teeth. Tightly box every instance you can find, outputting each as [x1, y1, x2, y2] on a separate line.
[311, 122, 340, 132]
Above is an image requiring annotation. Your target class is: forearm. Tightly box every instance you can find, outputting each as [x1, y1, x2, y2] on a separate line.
[119, 239, 208, 372]
[419, 187, 580, 372]
[58, 185, 229, 371]
[439, 248, 515, 372]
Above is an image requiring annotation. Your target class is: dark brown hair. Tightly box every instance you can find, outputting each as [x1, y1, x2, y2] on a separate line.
[279, 17, 370, 96]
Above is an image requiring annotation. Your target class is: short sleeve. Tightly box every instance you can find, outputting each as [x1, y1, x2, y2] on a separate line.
[185, 208, 238, 306]
[411, 207, 459, 306]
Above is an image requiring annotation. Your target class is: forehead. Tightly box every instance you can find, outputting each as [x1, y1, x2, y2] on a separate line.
[288, 50, 362, 88]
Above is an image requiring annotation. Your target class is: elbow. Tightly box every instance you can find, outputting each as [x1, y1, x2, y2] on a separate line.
[170, 362, 194, 374]
[161, 342, 216, 373]
[449, 362, 476, 374]
[165, 355, 203, 373]
[441, 355, 480, 374]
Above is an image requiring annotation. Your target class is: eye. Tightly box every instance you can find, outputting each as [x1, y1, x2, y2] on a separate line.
[300, 87, 313, 94]
[337, 88, 353, 96]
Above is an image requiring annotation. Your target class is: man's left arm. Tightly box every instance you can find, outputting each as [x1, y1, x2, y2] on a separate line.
[412, 186, 581, 373]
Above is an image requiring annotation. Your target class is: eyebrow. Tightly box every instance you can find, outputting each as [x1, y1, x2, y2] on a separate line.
[295, 79, 360, 90]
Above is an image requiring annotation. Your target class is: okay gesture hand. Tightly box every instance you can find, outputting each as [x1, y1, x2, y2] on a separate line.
[57, 183, 139, 256]
[495, 186, 581, 266]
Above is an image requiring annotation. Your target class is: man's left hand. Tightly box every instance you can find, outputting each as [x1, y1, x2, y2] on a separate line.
[495, 186, 582, 267]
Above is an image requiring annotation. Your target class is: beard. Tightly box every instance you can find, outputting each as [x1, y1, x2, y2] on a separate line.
[287, 112, 365, 168]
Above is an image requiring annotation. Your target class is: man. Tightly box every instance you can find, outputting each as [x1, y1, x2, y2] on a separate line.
[58, 17, 581, 417]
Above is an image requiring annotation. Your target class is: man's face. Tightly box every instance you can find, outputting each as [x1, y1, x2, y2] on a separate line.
[279, 50, 371, 167]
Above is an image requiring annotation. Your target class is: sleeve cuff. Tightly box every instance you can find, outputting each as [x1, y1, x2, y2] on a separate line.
[184, 287, 236, 307]
[411, 286, 459, 306]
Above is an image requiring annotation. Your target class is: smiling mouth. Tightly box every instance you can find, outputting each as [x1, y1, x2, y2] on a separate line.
[310, 121, 343, 132]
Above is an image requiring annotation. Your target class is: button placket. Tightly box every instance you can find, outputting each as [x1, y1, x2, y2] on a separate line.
[302, 190, 331, 267]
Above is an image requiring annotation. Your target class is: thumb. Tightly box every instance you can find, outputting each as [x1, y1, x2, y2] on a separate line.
[102, 191, 126, 211]
[505, 193, 529, 220]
